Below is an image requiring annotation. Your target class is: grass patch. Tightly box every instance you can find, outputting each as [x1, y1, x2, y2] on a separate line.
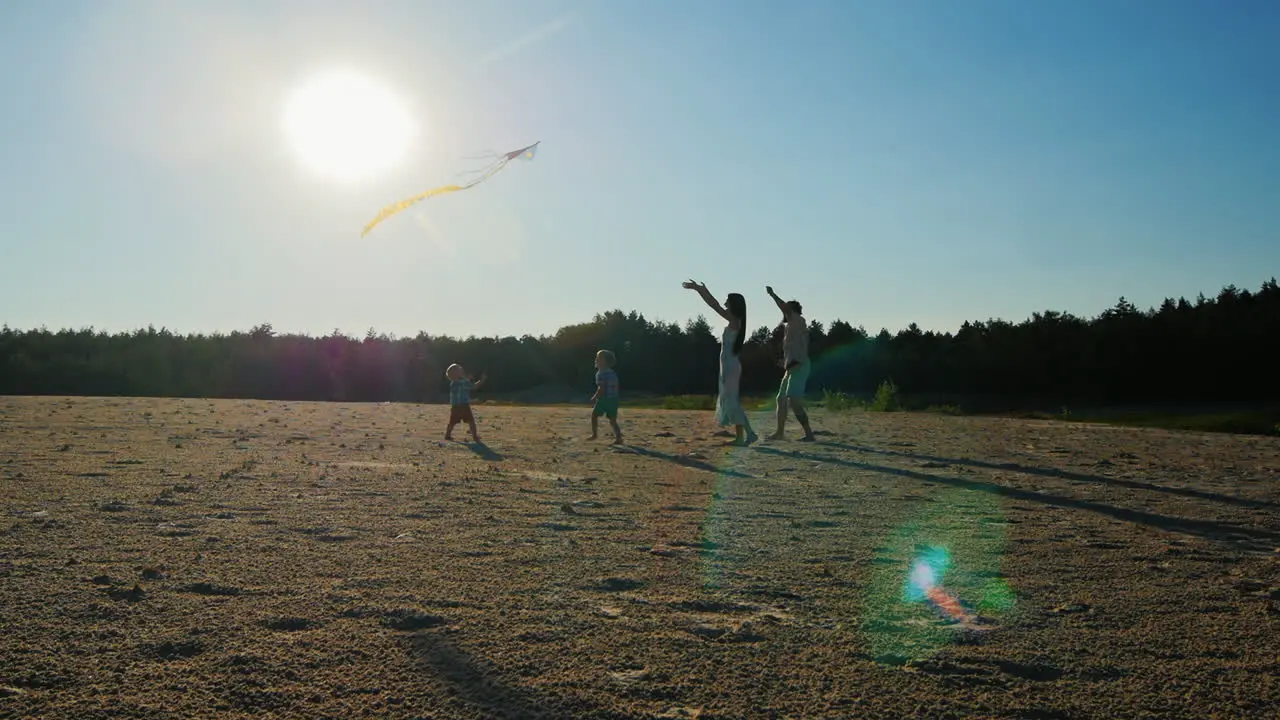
[492, 392, 1275, 437]
[616, 396, 670, 409]
[662, 395, 716, 411]
[821, 382, 915, 414]
[618, 395, 772, 411]
[1064, 410, 1280, 436]
[822, 389, 863, 413]
[821, 382, 913, 414]
[1005, 406, 1280, 436]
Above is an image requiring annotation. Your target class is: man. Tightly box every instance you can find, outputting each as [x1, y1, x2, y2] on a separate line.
[766, 285, 815, 441]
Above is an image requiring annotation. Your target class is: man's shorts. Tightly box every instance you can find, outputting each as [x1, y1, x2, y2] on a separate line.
[777, 362, 811, 400]
[448, 404, 475, 425]
[593, 396, 619, 420]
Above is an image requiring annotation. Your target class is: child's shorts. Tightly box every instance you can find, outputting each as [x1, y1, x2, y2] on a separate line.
[449, 404, 475, 425]
[593, 397, 619, 420]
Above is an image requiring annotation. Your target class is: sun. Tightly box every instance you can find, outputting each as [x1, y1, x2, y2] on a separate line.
[283, 70, 415, 182]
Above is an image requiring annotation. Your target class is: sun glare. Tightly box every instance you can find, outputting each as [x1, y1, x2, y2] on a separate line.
[283, 70, 415, 182]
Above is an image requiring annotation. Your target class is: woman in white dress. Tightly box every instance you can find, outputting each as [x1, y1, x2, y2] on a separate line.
[683, 280, 759, 445]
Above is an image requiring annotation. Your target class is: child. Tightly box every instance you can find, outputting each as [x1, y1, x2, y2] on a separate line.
[589, 349, 623, 444]
[444, 363, 486, 442]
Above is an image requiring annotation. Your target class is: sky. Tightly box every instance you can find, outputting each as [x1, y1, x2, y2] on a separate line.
[2, 0, 1278, 340]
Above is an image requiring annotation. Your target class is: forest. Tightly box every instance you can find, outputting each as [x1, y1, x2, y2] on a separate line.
[2, 279, 1278, 410]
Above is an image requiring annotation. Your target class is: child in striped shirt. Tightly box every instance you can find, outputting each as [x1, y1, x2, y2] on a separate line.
[589, 349, 623, 444]
[445, 363, 486, 442]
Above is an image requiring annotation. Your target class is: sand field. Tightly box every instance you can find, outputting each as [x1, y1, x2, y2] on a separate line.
[1, 396, 1277, 719]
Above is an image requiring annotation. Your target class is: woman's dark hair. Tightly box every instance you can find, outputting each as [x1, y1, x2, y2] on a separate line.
[725, 293, 746, 355]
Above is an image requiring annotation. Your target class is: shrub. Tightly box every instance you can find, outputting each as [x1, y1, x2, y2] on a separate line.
[823, 388, 862, 413]
[869, 379, 900, 412]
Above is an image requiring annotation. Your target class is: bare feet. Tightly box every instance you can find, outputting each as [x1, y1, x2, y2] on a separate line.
[588, 433, 598, 441]
[766, 432, 784, 441]
[611, 436, 623, 445]
[798, 434, 815, 442]
[444, 434, 453, 441]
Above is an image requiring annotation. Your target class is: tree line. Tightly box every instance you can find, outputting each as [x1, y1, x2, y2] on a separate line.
[2, 279, 1278, 408]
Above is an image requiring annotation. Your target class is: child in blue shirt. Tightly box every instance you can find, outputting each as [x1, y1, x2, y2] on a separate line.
[589, 350, 622, 444]
[445, 363, 486, 441]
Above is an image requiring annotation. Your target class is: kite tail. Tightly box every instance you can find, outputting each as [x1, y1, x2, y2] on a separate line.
[361, 141, 540, 237]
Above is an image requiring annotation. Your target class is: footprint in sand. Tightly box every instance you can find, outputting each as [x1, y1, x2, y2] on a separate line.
[146, 639, 204, 661]
[381, 609, 450, 631]
[295, 526, 357, 542]
[106, 584, 147, 602]
[682, 620, 764, 643]
[594, 577, 645, 593]
[183, 582, 241, 597]
[608, 667, 650, 685]
[655, 708, 704, 719]
[669, 599, 755, 614]
[538, 522, 578, 532]
[263, 617, 320, 632]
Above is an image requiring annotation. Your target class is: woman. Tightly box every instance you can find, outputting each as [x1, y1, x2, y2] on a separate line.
[683, 279, 758, 445]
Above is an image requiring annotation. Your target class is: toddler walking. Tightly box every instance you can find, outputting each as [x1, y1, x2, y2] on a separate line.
[445, 363, 486, 441]
[589, 350, 623, 444]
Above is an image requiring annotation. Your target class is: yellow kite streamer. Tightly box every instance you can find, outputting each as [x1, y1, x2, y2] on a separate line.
[361, 141, 540, 237]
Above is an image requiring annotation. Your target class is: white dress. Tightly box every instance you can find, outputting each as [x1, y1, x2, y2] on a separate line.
[715, 325, 748, 426]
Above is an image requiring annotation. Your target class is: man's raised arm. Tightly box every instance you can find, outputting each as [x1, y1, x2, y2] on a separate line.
[766, 286, 791, 318]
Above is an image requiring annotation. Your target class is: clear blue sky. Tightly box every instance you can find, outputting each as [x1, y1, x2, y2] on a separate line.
[2, 0, 1278, 340]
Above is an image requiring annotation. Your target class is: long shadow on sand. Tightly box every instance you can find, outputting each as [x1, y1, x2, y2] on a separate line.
[819, 441, 1280, 511]
[408, 631, 643, 719]
[622, 445, 754, 479]
[464, 441, 504, 462]
[756, 446, 1280, 553]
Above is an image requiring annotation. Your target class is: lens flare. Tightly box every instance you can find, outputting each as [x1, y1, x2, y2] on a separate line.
[906, 549, 946, 601]
[698, 452, 745, 591]
[862, 488, 1017, 664]
[905, 546, 987, 625]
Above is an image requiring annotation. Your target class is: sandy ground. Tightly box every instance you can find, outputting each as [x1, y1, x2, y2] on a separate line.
[0, 396, 1277, 720]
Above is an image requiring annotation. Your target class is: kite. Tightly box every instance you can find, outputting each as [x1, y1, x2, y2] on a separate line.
[361, 141, 540, 237]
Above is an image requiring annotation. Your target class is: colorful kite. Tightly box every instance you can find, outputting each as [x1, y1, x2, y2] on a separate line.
[361, 141, 540, 237]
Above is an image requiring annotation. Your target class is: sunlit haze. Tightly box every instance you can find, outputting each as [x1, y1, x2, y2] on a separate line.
[283, 69, 415, 183]
[2, 0, 1279, 340]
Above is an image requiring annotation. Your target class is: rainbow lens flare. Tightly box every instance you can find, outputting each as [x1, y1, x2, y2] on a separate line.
[862, 488, 1018, 664]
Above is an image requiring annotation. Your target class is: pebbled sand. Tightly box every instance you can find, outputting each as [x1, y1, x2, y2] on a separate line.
[1, 396, 1277, 719]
